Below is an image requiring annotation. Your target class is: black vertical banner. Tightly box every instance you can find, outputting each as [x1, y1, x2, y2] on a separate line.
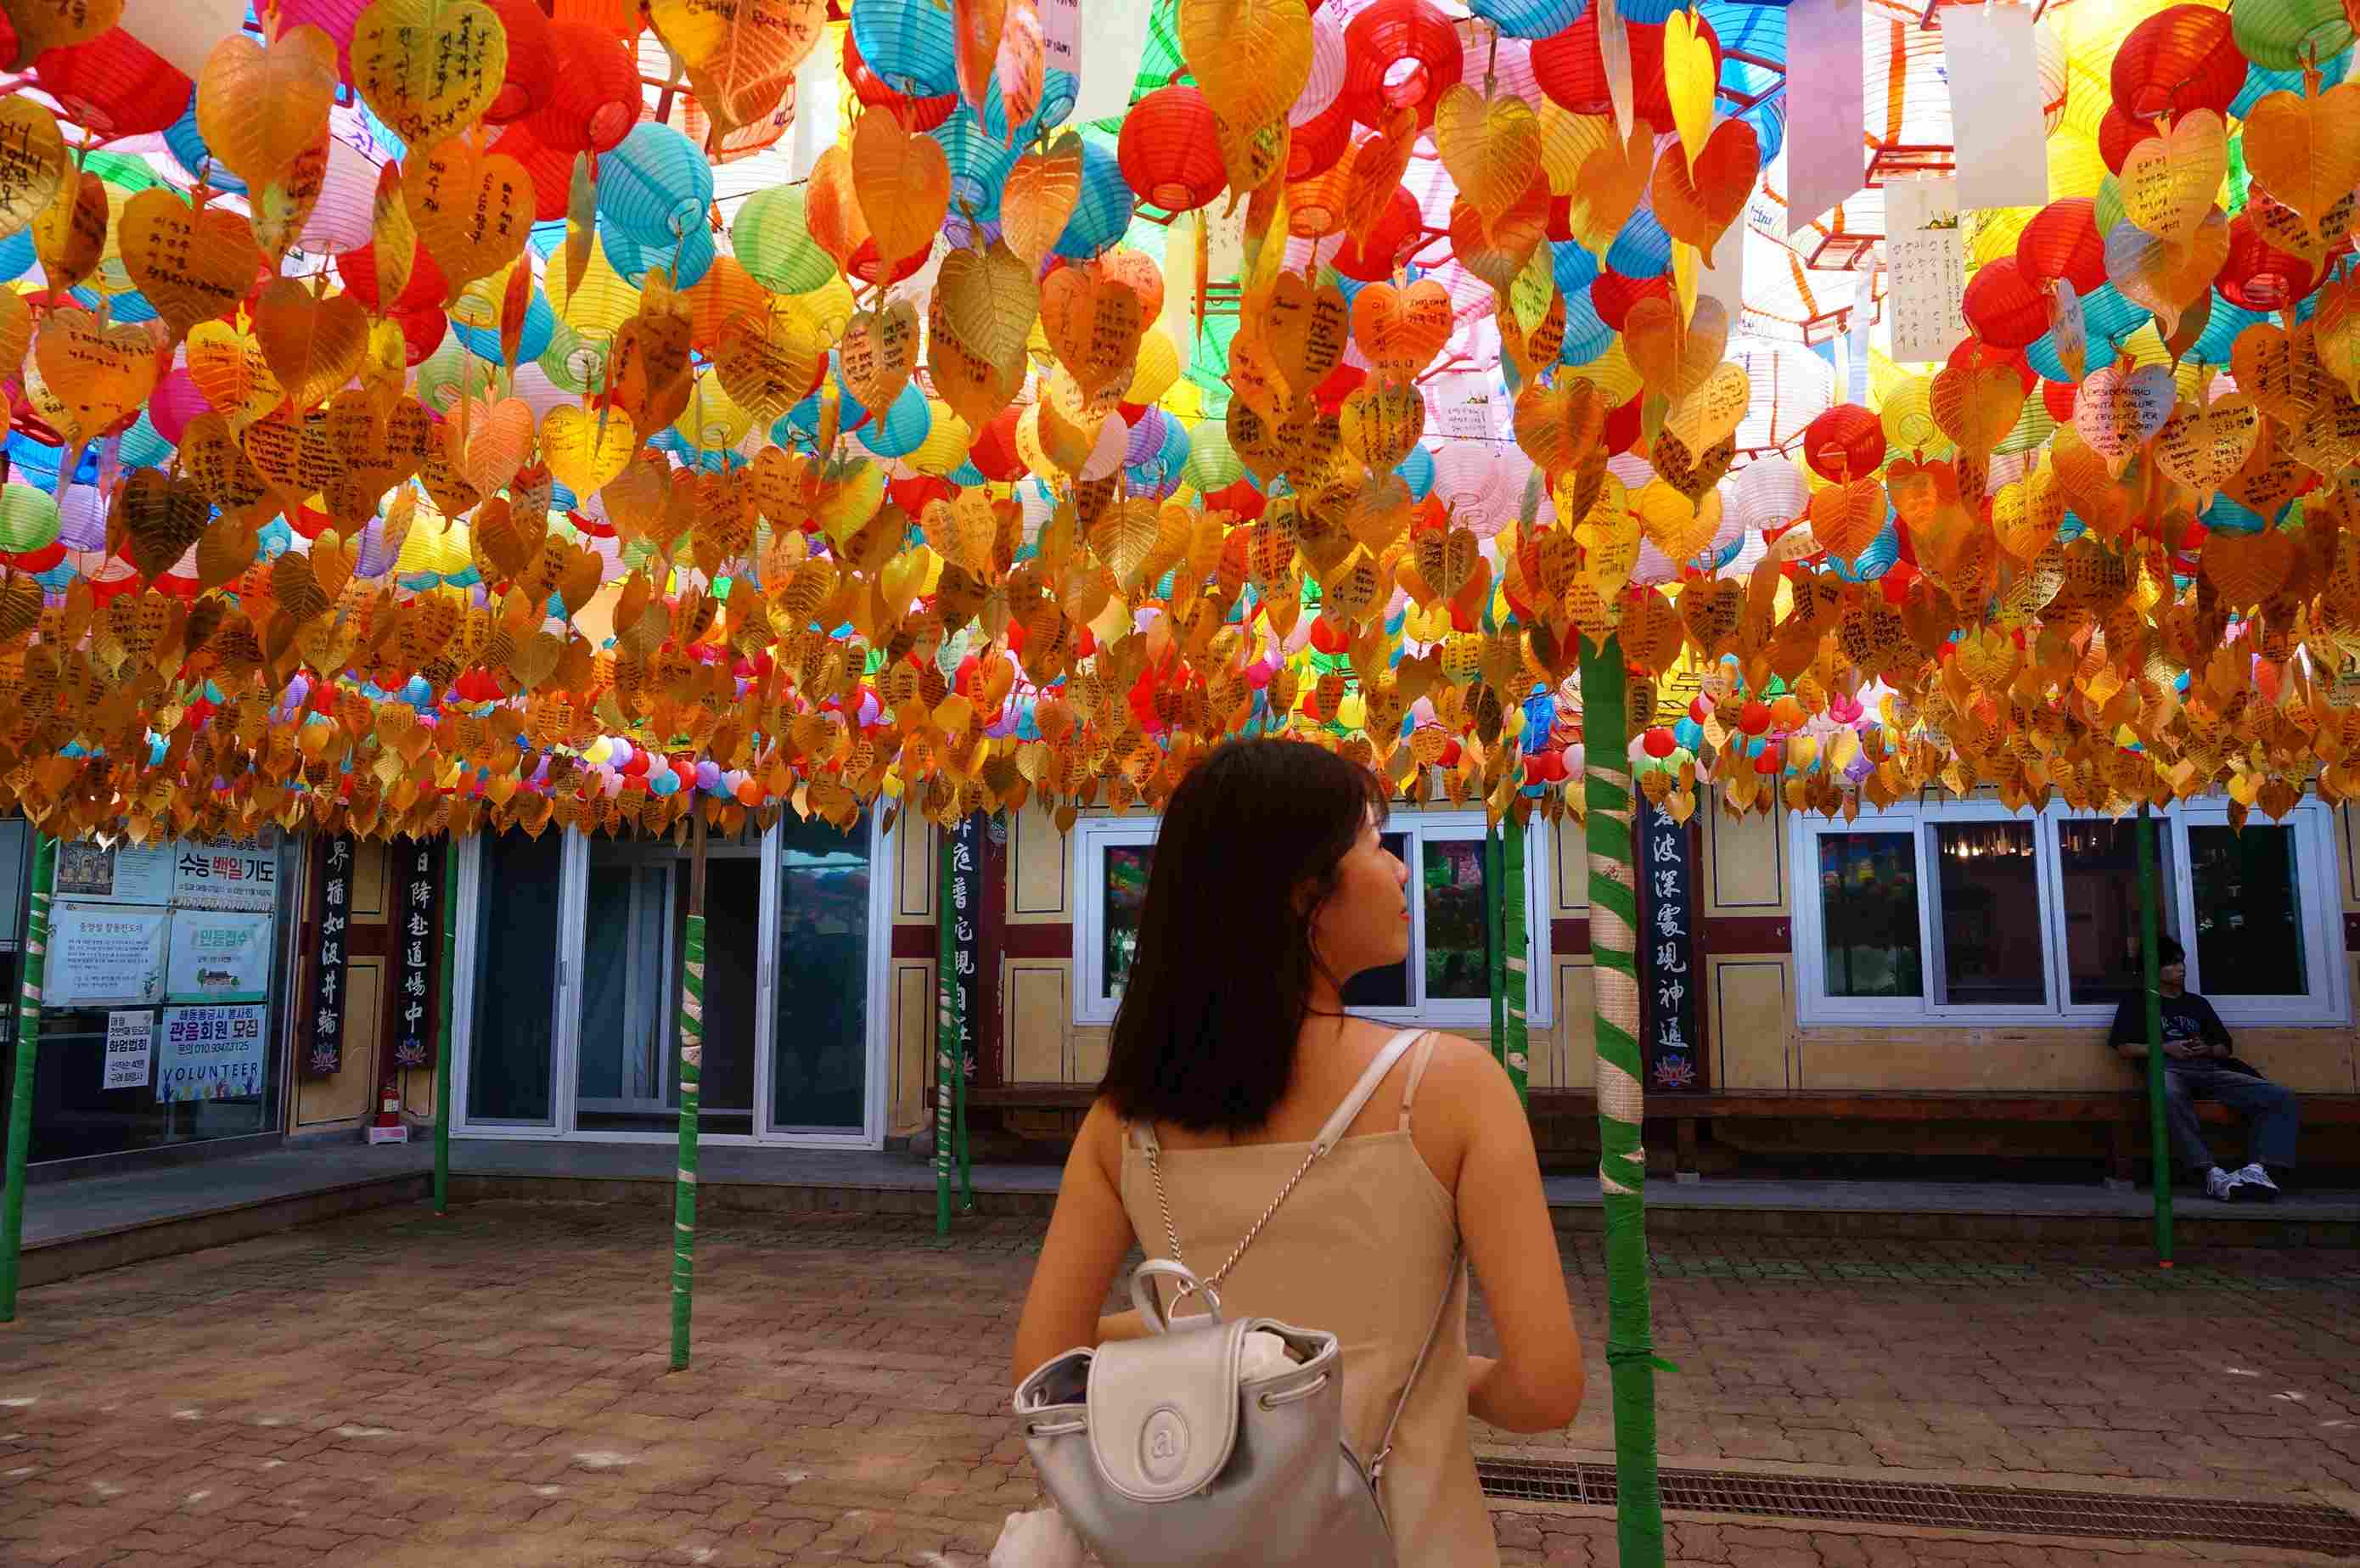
[392, 838, 443, 1068]
[1637, 801, 1700, 1091]
[303, 835, 356, 1078]
[947, 814, 981, 1082]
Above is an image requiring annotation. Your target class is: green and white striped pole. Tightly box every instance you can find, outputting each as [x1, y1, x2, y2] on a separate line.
[1581, 631, 1665, 1568]
[1502, 810, 1530, 1106]
[1, 833, 54, 1324]
[670, 810, 708, 1369]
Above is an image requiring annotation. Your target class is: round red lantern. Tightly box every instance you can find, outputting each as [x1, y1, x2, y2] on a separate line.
[483, 0, 559, 125]
[1332, 185, 1424, 280]
[1961, 256, 2051, 351]
[1642, 727, 1677, 758]
[968, 405, 1026, 482]
[34, 29, 192, 138]
[1533, 14, 1717, 128]
[1287, 93, 1356, 182]
[2110, 5, 2245, 123]
[2041, 374, 2078, 422]
[2099, 105, 2155, 176]
[1603, 393, 1643, 457]
[1340, 0, 1464, 131]
[487, 120, 576, 223]
[1802, 405, 1885, 482]
[2217, 212, 2318, 312]
[2014, 198, 2107, 294]
[529, 21, 643, 155]
[1590, 271, 1672, 331]
[1118, 86, 1228, 212]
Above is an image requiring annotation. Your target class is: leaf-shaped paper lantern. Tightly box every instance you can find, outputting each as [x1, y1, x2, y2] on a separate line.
[1661, 8, 1716, 176]
[1351, 278, 1453, 378]
[2240, 84, 2360, 242]
[32, 310, 161, 445]
[352, 0, 510, 145]
[0, 97, 68, 244]
[1572, 115, 1653, 256]
[2117, 110, 2226, 244]
[113, 469, 212, 583]
[253, 277, 370, 413]
[404, 139, 534, 299]
[2104, 210, 2228, 340]
[1432, 84, 1542, 228]
[928, 242, 1040, 434]
[1650, 115, 1756, 263]
[33, 168, 106, 295]
[1040, 265, 1144, 407]
[186, 317, 286, 430]
[1179, 0, 1313, 132]
[2153, 394, 2259, 499]
[711, 306, 823, 424]
[1663, 360, 1750, 455]
[118, 188, 261, 346]
[839, 302, 920, 420]
[647, 0, 826, 137]
[1929, 361, 2026, 462]
[196, 25, 340, 189]
[850, 110, 952, 273]
[1003, 134, 1085, 269]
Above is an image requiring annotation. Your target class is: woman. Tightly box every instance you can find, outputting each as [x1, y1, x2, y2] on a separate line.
[1010, 739, 1585, 1564]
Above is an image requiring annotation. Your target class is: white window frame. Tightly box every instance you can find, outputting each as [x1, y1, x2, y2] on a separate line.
[1071, 808, 1554, 1029]
[1790, 796, 2349, 1030]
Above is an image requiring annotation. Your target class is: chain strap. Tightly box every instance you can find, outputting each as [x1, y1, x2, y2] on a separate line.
[1143, 1132, 1326, 1300]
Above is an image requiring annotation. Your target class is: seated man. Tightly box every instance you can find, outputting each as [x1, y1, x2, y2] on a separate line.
[2109, 936, 2300, 1202]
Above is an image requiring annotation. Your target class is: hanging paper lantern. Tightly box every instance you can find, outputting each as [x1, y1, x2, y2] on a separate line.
[1589, 272, 1671, 331]
[1125, 329, 1183, 405]
[2232, 48, 2353, 117]
[484, 0, 560, 125]
[1119, 92, 1233, 219]
[1183, 421, 1245, 492]
[1333, 186, 1424, 281]
[0, 486, 62, 554]
[1052, 140, 1135, 261]
[846, 33, 957, 130]
[850, 0, 959, 97]
[857, 383, 934, 458]
[530, 22, 643, 155]
[296, 133, 381, 256]
[2111, 6, 2245, 122]
[1802, 405, 1885, 482]
[930, 108, 1022, 222]
[2234, 0, 2354, 71]
[600, 122, 714, 245]
[161, 94, 245, 195]
[2015, 199, 2107, 294]
[1961, 258, 2051, 351]
[1472, 0, 1590, 42]
[35, 28, 194, 138]
[729, 188, 834, 296]
[1606, 205, 1674, 279]
[1340, 0, 1465, 130]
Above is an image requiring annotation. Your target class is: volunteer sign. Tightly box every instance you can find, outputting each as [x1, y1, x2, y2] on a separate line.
[158, 1004, 267, 1101]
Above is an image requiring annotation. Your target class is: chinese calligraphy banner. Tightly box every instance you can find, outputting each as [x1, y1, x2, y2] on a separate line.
[945, 815, 981, 1086]
[1636, 801, 1701, 1093]
[392, 839, 446, 1070]
[303, 835, 357, 1079]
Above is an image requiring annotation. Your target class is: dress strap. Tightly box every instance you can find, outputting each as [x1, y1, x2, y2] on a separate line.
[1396, 1031, 1441, 1132]
[1311, 1027, 1427, 1150]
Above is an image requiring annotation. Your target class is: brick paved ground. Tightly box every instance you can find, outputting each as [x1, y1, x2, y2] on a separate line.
[0, 1200, 2355, 1566]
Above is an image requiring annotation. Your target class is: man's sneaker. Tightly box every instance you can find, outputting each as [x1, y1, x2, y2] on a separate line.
[2230, 1163, 2279, 1202]
[2202, 1166, 2240, 1200]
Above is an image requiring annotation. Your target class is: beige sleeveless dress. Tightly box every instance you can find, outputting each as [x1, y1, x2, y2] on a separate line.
[1118, 1034, 1498, 1567]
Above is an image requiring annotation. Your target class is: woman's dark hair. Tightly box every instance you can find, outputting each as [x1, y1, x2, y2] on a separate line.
[1097, 738, 1389, 1134]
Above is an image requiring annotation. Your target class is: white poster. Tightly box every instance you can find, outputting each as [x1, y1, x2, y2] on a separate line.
[1884, 177, 1967, 365]
[49, 902, 170, 1007]
[1784, 0, 1868, 235]
[104, 1009, 155, 1092]
[53, 840, 175, 905]
[157, 1004, 268, 1102]
[1941, 6, 2050, 212]
[167, 909, 276, 1004]
[171, 833, 281, 912]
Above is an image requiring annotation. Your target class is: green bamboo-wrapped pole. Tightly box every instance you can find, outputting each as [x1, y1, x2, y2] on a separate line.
[936, 820, 956, 1236]
[1486, 821, 1507, 1062]
[669, 810, 709, 1369]
[433, 835, 458, 1217]
[1501, 812, 1531, 1105]
[1, 833, 55, 1323]
[1580, 631, 1664, 1568]
[2138, 803, 2174, 1266]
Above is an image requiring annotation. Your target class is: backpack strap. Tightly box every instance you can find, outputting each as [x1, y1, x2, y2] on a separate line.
[1312, 1028, 1429, 1151]
[1369, 1245, 1463, 1483]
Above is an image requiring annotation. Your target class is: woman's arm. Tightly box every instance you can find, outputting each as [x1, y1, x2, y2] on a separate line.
[1426, 1038, 1586, 1433]
[1010, 1099, 1138, 1387]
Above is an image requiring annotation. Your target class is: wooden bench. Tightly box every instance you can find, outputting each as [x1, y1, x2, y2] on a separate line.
[953, 1086, 2360, 1180]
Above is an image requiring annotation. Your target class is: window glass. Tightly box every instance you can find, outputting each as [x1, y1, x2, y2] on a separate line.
[2189, 824, 2307, 996]
[1422, 835, 1492, 1000]
[1339, 832, 1411, 1008]
[1815, 833, 1924, 998]
[1102, 843, 1151, 1000]
[2059, 819, 2177, 1007]
[469, 829, 563, 1123]
[1929, 821, 2045, 1006]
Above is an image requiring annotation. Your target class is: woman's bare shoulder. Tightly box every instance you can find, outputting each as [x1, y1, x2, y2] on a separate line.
[1411, 1032, 1526, 1121]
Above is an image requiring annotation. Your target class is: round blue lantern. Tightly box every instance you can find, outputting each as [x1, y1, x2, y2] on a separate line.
[851, 0, 959, 96]
[453, 285, 556, 365]
[120, 412, 172, 469]
[1469, 0, 1588, 38]
[163, 94, 247, 195]
[984, 67, 1078, 143]
[1551, 241, 1600, 297]
[2189, 294, 2267, 366]
[2079, 283, 2152, 346]
[598, 122, 714, 246]
[1054, 139, 1135, 261]
[598, 215, 716, 288]
[1395, 445, 1436, 501]
[858, 382, 934, 458]
[930, 109, 1021, 224]
[1606, 205, 1673, 279]
[1830, 516, 1900, 582]
[2233, 47, 2352, 116]
[1558, 285, 1615, 368]
[2204, 492, 2273, 536]
[0, 227, 32, 284]
[2026, 324, 2119, 381]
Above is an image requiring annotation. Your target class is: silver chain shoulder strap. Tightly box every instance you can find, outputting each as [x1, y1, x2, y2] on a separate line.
[1143, 1133, 1324, 1299]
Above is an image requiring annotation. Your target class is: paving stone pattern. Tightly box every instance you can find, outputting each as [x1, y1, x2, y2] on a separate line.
[0, 1203, 2355, 1566]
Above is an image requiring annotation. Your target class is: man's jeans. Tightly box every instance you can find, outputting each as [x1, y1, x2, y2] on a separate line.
[2163, 1065, 2300, 1172]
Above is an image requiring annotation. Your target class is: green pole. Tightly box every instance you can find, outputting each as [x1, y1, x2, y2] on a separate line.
[1580, 631, 1664, 1568]
[2138, 802, 2174, 1266]
[936, 819, 954, 1237]
[433, 835, 458, 1217]
[1502, 811, 1531, 1106]
[670, 810, 708, 1369]
[1486, 819, 1507, 1064]
[1, 833, 54, 1323]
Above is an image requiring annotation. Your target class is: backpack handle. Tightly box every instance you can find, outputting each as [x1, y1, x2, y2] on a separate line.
[1131, 1258, 1222, 1331]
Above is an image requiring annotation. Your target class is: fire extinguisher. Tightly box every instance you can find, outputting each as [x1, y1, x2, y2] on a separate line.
[374, 1075, 402, 1128]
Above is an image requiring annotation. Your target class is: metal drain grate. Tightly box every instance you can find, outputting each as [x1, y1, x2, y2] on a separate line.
[1477, 1459, 2360, 1554]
